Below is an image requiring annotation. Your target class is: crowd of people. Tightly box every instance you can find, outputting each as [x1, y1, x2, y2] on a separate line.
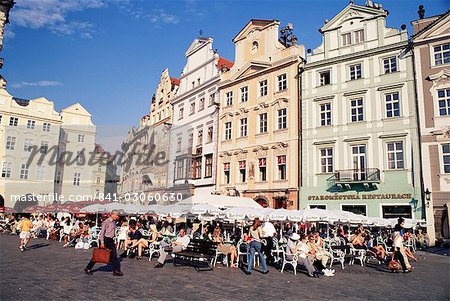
[0, 212, 428, 277]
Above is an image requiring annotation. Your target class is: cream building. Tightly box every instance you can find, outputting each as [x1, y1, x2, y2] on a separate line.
[217, 19, 305, 209]
[0, 88, 61, 211]
[167, 37, 231, 198]
[301, 2, 422, 219]
[410, 8, 450, 243]
[91, 144, 117, 198]
[55, 103, 96, 201]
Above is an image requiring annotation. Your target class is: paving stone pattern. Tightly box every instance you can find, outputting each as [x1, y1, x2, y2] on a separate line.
[0, 234, 449, 301]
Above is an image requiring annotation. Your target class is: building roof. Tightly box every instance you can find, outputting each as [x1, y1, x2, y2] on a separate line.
[410, 10, 450, 40]
[217, 57, 234, 70]
[170, 77, 180, 86]
[13, 97, 30, 107]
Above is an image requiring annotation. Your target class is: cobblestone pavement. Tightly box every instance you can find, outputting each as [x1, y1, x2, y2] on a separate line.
[1, 233, 449, 301]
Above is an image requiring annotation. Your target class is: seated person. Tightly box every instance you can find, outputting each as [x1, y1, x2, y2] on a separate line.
[154, 228, 190, 268]
[307, 235, 332, 272]
[135, 224, 161, 260]
[351, 232, 367, 250]
[64, 223, 84, 247]
[124, 220, 143, 252]
[415, 229, 428, 250]
[286, 233, 320, 277]
[212, 227, 237, 267]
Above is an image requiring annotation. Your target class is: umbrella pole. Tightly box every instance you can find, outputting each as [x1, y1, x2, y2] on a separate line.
[327, 223, 329, 239]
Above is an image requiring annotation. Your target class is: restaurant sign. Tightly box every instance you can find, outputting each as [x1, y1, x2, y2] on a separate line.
[308, 193, 412, 201]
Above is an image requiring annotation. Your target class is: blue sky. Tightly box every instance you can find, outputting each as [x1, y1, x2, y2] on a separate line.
[2, 0, 448, 149]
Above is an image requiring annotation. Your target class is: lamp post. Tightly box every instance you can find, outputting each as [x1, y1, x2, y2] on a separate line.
[425, 189, 431, 208]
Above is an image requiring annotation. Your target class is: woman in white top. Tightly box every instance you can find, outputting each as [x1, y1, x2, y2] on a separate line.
[245, 218, 268, 275]
[393, 218, 411, 273]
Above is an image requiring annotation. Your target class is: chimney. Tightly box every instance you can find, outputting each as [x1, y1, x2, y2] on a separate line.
[418, 5, 425, 19]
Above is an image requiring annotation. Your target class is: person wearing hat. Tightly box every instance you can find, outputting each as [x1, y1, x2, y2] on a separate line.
[287, 233, 320, 277]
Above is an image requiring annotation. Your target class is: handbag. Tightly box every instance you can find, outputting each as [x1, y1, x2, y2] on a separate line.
[92, 248, 111, 264]
[388, 250, 401, 271]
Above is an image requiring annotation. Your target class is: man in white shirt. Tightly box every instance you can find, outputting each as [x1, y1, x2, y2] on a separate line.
[155, 228, 190, 268]
[263, 217, 277, 265]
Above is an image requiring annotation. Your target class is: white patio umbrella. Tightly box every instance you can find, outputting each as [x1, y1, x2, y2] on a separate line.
[225, 207, 251, 220]
[182, 203, 221, 215]
[303, 209, 327, 222]
[269, 208, 291, 221]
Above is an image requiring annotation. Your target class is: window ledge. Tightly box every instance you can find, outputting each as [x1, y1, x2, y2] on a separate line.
[381, 71, 400, 76]
[273, 179, 288, 183]
[256, 132, 268, 136]
[274, 128, 288, 133]
[381, 117, 403, 122]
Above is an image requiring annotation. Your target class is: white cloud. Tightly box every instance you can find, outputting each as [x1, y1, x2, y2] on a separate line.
[148, 10, 179, 25]
[10, 0, 104, 37]
[11, 80, 63, 88]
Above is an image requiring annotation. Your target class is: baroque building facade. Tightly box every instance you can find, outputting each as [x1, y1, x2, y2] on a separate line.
[0, 87, 104, 210]
[118, 69, 178, 204]
[300, 3, 422, 219]
[410, 9, 450, 242]
[167, 37, 231, 197]
[216, 19, 305, 209]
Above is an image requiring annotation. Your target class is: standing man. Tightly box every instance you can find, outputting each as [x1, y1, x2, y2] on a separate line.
[262, 216, 276, 265]
[18, 216, 33, 251]
[84, 210, 123, 276]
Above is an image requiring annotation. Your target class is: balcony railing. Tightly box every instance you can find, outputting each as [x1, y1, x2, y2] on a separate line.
[327, 168, 380, 189]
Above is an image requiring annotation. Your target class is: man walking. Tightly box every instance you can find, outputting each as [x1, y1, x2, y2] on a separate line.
[18, 216, 33, 251]
[263, 216, 276, 265]
[85, 210, 123, 276]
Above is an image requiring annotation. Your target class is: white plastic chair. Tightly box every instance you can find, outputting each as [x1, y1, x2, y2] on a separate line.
[280, 248, 298, 275]
[349, 244, 366, 266]
[148, 241, 161, 261]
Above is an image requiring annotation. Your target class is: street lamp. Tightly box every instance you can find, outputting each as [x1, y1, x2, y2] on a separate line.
[425, 188, 431, 208]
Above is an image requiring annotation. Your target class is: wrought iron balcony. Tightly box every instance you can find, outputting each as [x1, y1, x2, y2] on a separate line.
[327, 168, 380, 189]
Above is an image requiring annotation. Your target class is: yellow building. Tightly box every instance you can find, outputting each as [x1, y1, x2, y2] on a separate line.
[149, 68, 179, 126]
[217, 19, 305, 209]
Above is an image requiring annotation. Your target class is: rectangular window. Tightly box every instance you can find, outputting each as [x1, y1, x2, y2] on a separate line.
[434, 43, 450, 65]
[225, 122, 232, 140]
[197, 129, 203, 145]
[385, 92, 401, 118]
[190, 102, 195, 115]
[199, 98, 205, 111]
[205, 154, 213, 178]
[259, 113, 268, 133]
[349, 64, 362, 80]
[342, 33, 351, 46]
[177, 160, 184, 179]
[9, 117, 18, 126]
[354, 29, 364, 44]
[27, 120, 35, 129]
[226, 92, 233, 106]
[239, 160, 246, 182]
[319, 70, 331, 86]
[193, 157, 202, 179]
[209, 93, 215, 106]
[40, 141, 49, 154]
[0, 115, 2, 124]
[383, 57, 397, 73]
[1, 162, 12, 178]
[387, 141, 404, 170]
[78, 134, 85, 143]
[179, 107, 184, 120]
[437, 88, 450, 116]
[351, 98, 364, 122]
[224, 162, 230, 184]
[188, 133, 193, 149]
[259, 80, 268, 97]
[98, 166, 102, 172]
[73, 172, 81, 186]
[320, 148, 333, 173]
[37, 165, 46, 181]
[177, 137, 182, 152]
[277, 155, 287, 180]
[43, 122, 51, 132]
[278, 108, 287, 129]
[76, 151, 83, 164]
[241, 86, 248, 102]
[278, 73, 287, 91]
[342, 205, 367, 216]
[240, 118, 248, 137]
[320, 103, 332, 126]
[6, 136, 16, 150]
[24, 138, 33, 152]
[259, 158, 267, 182]
[443, 143, 450, 173]
[207, 126, 213, 143]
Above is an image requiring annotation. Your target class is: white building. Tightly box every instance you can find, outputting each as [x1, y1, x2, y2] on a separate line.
[167, 37, 232, 197]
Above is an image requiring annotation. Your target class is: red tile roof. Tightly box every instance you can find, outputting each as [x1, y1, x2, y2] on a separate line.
[170, 77, 180, 85]
[217, 57, 234, 70]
